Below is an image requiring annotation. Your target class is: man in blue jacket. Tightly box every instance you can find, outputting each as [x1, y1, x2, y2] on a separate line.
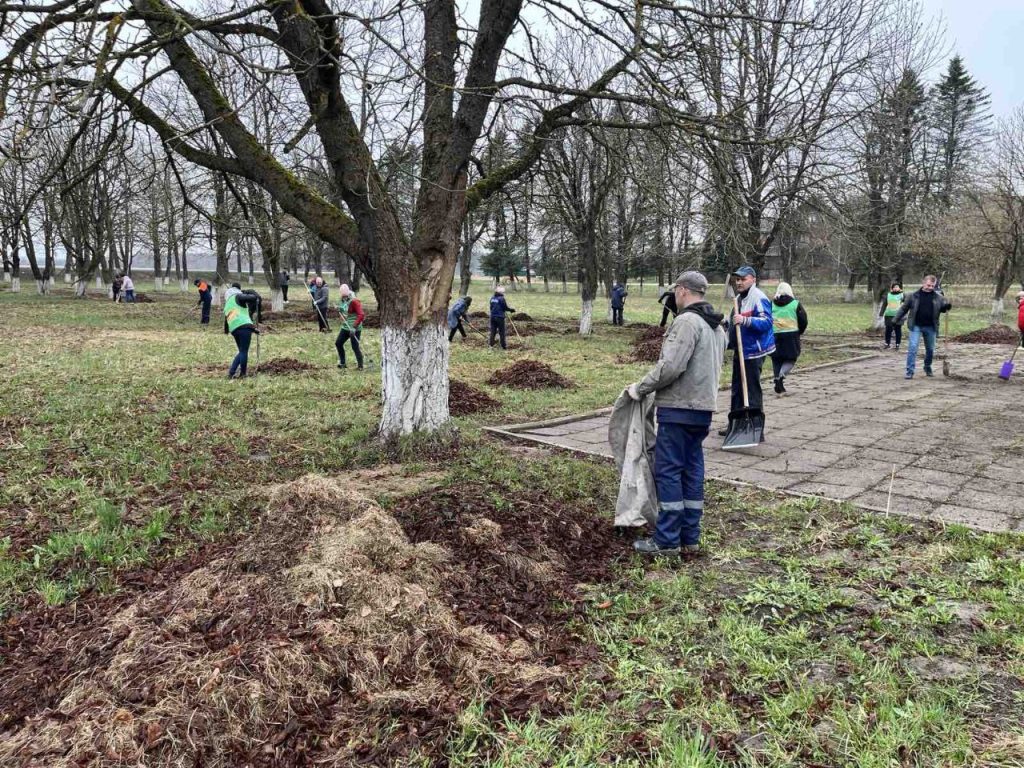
[719, 266, 775, 437]
[447, 295, 473, 342]
[489, 286, 515, 349]
[611, 281, 628, 325]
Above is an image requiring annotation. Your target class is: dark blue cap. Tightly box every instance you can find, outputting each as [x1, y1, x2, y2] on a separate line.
[732, 266, 757, 278]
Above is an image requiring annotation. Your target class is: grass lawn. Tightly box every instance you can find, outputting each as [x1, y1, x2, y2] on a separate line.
[1, 281, 1021, 765]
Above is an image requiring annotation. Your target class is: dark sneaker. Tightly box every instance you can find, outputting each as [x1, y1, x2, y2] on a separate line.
[718, 427, 729, 437]
[357, 366, 364, 371]
[337, 363, 346, 369]
[633, 537, 680, 556]
[773, 378, 784, 394]
[883, 343, 891, 349]
[925, 370, 934, 377]
[614, 525, 646, 539]
[680, 544, 703, 560]
[905, 372, 913, 379]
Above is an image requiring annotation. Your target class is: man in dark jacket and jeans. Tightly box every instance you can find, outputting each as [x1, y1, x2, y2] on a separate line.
[489, 286, 515, 349]
[626, 271, 727, 557]
[610, 282, 628, 326]
[893, 275, 951, 379]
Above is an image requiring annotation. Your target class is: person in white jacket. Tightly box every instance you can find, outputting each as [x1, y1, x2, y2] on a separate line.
[624, 270, 726, 557]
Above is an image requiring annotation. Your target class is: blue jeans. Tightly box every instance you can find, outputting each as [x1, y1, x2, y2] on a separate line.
[230, 327, 253, 377]
[905, 326, 937, 376]
[653, 423, 709, 547]
[124, 290, 135, 303]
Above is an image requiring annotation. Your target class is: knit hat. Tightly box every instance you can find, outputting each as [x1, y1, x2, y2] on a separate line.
[339, 284, 351, 296]
[495, 286, 505, 294]
[775, 282, 794, 299]
[674, 270, 709, 295]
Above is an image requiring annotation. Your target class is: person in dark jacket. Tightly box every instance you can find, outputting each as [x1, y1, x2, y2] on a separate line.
[893, 275, 951, 379]
[879, 281, 904, 350]
[769, 282, 808, 394]
[111, 273, 123, 303]
[194, 278, 212, 324]
[489, 286, 515, 349]
[658, 286, 678, 327]
[280, 271, 290, 303]
[310, 276, 330, 332]
[447, 295, 473, 342]
[610, 282, 628, 326]
[223, 283, 261, 379]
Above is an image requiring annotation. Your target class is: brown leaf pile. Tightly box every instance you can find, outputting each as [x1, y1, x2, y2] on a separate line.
[448, 380, 501, 416]
[626, 326, 667, 362]
[952, 324, 1019, 344]
[257, 357, 317, 375]
[486, 360, 574, 389]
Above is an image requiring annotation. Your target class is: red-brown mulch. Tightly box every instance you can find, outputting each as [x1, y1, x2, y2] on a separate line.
[449, 380, 501, 416]
[952, 324, 1019, 344]
[486, 360, 573, 389]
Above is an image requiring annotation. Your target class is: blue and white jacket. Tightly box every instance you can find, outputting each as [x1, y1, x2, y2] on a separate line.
[729, 285, 775, 359]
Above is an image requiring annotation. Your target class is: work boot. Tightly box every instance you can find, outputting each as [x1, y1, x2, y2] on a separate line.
[925, 369, 934, 377]
[883, 343, 891, 349]
[774, 378, 785, 394]
[680, 544, 703, 560]
[633, 537, 680, 556]
[337, 363, 346, 369]
[905, 372, 913, 379]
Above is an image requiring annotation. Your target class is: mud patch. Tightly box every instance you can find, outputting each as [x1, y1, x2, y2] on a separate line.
[487, 360, 573, 389]
[449, 380, 501, 416]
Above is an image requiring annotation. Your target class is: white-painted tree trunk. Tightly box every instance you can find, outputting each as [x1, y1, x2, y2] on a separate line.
[607, 301, 614, 323]
[36, 279, 47, 294]
[579, 298, 594, 335]
[48, 276, 55, 289]
[379, 324, 450, 436]
[270, 288, 284, 312]
[108, 285, 114, 299]
[74, 279, 86, 297]
[95, 275, 103, 289]
[154, 276, 163, 291]
[211, 287, 223, 308]
[247, 275, 254, 284]
[63, 273, 71, 283]
[872, 299, 885, 330]
[843, 288, 854, 303]
[10, 277, 21, 293]
[2, 271, 10, 283]
[991, 298, 1005, 324]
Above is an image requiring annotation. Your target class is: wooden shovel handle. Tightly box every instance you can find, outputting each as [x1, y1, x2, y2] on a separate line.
[734, 296, 750, 409]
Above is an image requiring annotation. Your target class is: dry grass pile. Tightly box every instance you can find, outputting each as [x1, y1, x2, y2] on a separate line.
[256, 357, 317, 375]
[1, 477, 557, 766]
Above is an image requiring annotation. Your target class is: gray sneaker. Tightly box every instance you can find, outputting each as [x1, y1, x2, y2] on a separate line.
[633, 537, 680, 556]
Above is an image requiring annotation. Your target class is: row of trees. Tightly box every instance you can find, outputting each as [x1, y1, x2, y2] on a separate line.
[1, 0, 1020, 435]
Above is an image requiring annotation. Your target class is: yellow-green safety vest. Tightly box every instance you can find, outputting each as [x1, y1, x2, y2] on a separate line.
[773, 299, 799, 333]
[224, 294, 253, 333]
[884, 292, 903, 317]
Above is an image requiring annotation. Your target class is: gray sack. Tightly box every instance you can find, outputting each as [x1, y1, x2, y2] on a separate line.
[607, 391, 658, 527]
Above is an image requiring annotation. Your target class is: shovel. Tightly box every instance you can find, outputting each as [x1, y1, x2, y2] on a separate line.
[999, 342, 1019, 380]
[722, 297, 764, 451]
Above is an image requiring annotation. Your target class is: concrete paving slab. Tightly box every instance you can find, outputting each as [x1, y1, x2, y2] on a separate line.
[487, 344, 1024, 533]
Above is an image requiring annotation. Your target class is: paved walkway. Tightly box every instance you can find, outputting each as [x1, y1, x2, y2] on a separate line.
[490, 345, 1024, 533]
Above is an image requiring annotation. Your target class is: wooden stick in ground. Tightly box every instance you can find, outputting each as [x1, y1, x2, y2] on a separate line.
[733, 296, 750, 409]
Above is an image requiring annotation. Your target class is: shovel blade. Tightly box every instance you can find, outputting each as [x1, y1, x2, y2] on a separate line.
[721, 410, 764, 450]
[999, 360, 1015, 380]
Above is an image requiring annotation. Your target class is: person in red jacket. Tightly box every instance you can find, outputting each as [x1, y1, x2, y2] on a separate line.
[1016, 291, 1024, 347]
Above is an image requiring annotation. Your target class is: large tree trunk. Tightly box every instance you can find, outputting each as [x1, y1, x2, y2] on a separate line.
[379, 324, 450, 436]
[843, 272, 857, 303]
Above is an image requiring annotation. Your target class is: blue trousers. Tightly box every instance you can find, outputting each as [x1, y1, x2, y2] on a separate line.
[230, 327, 253, 377]
[905, 326, 937, 375]
[489, 318, 507, 349]
[653, 423, 709, 547]
[200, 295, 212, 324]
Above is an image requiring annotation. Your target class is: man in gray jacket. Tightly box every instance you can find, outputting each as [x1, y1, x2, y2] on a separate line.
[310, 276, 330, 332]
[626, 270, 727, 557]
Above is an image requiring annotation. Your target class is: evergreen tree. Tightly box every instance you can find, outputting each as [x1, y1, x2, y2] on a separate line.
[931, 56, 991, 206]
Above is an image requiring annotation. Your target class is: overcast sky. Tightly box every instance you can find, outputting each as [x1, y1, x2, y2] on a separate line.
[920, 0, 1024, 118]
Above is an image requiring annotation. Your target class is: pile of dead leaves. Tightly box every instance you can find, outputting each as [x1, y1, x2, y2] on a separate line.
[0, 477, 611, 766]
[486, 360, 573, 389]
[952, 324, 1019, 344]
[257, 358, 317, 375]
[449, 380, 501, 416]
[624, 325, 666, 363]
